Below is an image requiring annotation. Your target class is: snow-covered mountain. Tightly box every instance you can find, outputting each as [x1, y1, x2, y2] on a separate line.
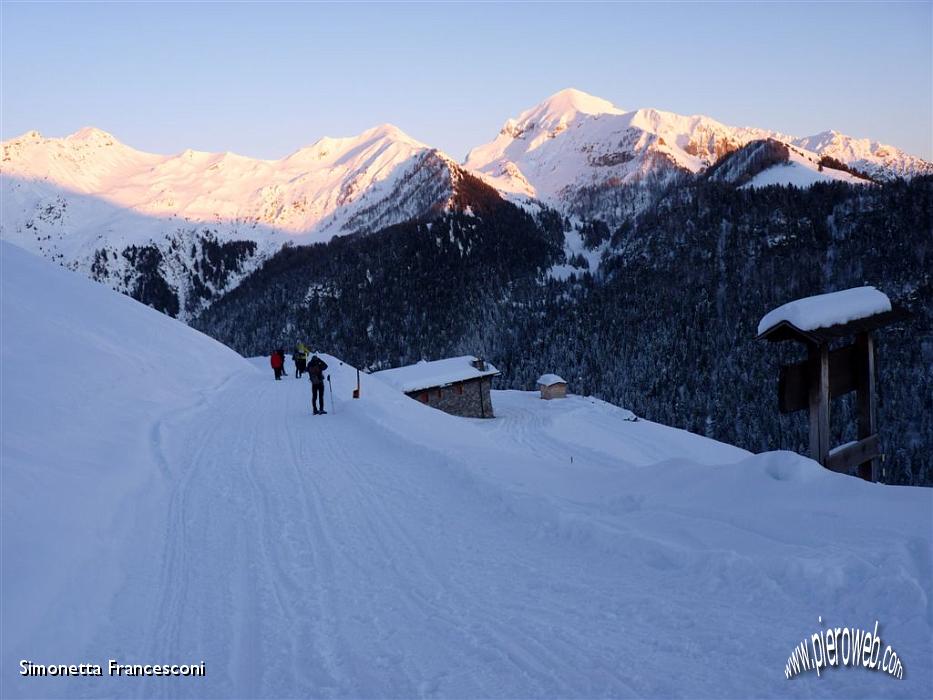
[3, 240, 931, 697]
[794, 129, 930, 181]
[2, 124, 461, 239]
[3, 91, 930, 318]
[705, 138, 871, 189]
[1, 125, 466, 317]
[465, 88, 931, 204]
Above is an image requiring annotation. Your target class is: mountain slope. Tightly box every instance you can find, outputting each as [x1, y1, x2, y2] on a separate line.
[0, 240, 251, 689]
[1, 124, 459, 239]
[3, 241, 931, 698]
[465, 88, 931, 206]
[192, 178, 565, 360]
[1, 125, 465, 318]
[706, 138, 871, 188]
[795, 129, 930, 181]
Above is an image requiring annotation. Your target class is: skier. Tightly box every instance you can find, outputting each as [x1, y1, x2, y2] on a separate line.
[307, 353, 329, 414]
[277, 347, 287, 378]
[270, 349, 284, 381]
[294, 343, 308, 378]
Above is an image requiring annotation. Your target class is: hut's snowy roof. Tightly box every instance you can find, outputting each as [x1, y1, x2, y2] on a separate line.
[757, 287, 891, 337]
[537, 373, 567, 386]
[375, 356, 500, 393]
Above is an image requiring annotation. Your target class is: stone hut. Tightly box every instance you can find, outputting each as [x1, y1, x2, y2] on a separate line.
[375, 356, 500, 418]
[537, 373, 568, 400]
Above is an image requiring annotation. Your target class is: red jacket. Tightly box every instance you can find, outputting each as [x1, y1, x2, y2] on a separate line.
[270, 352, 283, 369]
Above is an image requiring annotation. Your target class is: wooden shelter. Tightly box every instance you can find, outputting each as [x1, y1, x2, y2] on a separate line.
[537, 374, 568, 400]
[757, 287, 903, 481]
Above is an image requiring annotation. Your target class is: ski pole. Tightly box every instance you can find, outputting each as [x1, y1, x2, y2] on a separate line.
[327, 375, 335, 414]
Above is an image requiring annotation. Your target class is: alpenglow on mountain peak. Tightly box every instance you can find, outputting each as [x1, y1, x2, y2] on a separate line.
[67, 126, 120, 144]
[3, 91, 931, 302]
[463, 88, 933, 200]
[496, 88, 625, 137]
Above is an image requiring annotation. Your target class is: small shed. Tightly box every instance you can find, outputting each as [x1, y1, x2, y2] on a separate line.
[757, 286, 903, 481]
[537, 373, 567, 400]
[374, 356, 500, 418]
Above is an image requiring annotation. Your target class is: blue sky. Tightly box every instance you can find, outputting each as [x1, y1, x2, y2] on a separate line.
[2, 1, 930, 160]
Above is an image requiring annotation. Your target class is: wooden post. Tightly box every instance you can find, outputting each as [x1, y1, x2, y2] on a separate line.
[808, 342, 830, 465]
[760, 304, 899, 479]
[856, 332, 878, 481]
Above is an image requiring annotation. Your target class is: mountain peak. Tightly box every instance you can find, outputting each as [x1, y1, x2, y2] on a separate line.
[289, 123, 430, 164]
[498, 88, 625, 140]
[4, 130, 44, 144]
[363, 122, 408, 138]
[357, 122, 427, 148]
[535, 88, 624, 118]
[66, 126, 119, 144]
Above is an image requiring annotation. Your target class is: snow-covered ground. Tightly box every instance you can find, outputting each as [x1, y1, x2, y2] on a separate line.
[742, 149, 869, 190]
[2, 241, 931, 698]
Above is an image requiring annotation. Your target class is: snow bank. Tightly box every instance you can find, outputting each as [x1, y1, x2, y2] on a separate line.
[1, 241, 251, 681]
[758, 286, 891, 335]
[374, 355, 499, 393]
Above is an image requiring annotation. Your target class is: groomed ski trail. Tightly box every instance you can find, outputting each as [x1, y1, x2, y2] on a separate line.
[59, 359, 932, 699]
[70, 362, 646, 698]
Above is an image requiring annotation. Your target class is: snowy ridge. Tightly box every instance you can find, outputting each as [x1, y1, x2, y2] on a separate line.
[1, 124, 459, 242]
[3, 243, 932, 698]
[2, 91, 930, 320]
[795, 129, 933, 181]
[465, 88, 930, 204]
[707, 138, 871, 188]
[742, 148, 869, 189]
[1, 125, 465, 318]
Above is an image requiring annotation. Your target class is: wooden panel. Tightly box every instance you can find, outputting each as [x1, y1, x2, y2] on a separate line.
[826, 434, 881, 473]
[779, 343, 861, 413]
[809, 344, 830, 465]
[856, 332, 878, 481]
[779, 361, 809, 414]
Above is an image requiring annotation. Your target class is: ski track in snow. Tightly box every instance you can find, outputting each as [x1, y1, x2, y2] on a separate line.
[41, 361, 928, 699]
[64, 367, 662, 698]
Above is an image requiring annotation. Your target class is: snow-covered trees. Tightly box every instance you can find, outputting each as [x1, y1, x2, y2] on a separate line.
[194, 176, 933, 485]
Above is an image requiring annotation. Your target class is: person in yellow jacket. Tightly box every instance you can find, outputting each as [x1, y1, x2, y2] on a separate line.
[293, 343, 308, 378]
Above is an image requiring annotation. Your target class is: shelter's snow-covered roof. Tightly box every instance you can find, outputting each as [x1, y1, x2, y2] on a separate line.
[757, 286, 891, 336]
[537, 373, 567, 386]
[375, 356, 500, 393]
